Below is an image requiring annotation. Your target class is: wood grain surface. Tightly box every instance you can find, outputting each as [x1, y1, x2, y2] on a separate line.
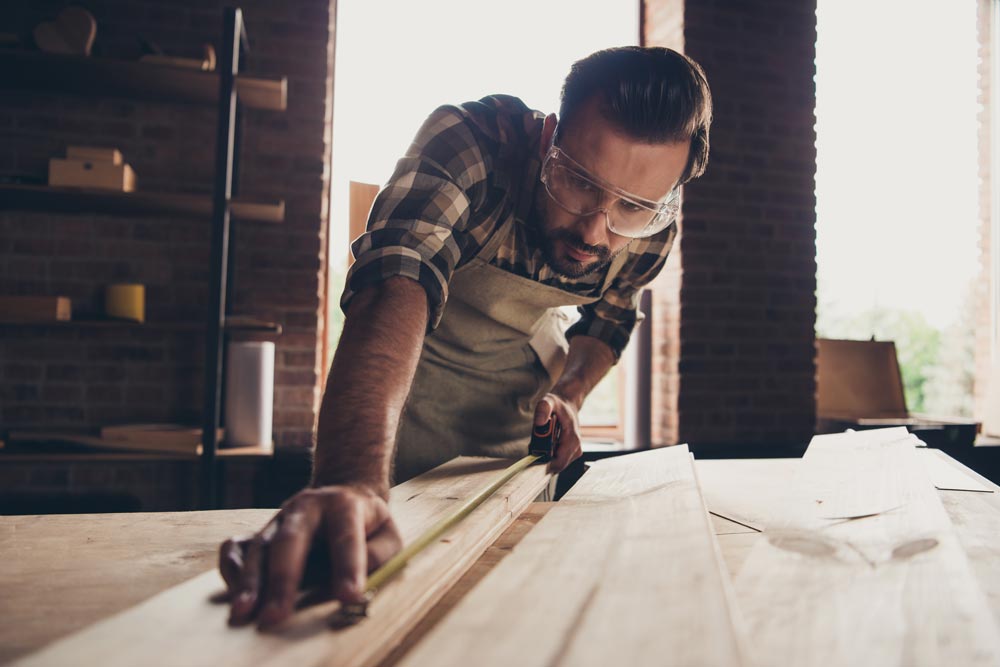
[9, 456, 550, 667]
[734, 429, 1000, 666]
[395, 445, 751, 667]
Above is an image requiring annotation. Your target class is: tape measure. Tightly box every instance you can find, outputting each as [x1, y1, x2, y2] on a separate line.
[332, 417, 560, 626]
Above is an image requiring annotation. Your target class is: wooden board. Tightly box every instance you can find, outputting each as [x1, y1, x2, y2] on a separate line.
[918, 447, 994, 493]
[696, 457, 801, 532]
[8, 431, 204, 456]
[380, 502, 556, 667]
[395, 445, 751, 667]
[734, 428, 1000, 666]
[0, 508, 276, 663]
[0, 296, 71, 322]
[816, 338, 908, 419]
[11, 457, 550, 667]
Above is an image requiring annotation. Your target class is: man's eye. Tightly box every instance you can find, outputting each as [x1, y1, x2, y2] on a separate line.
[618, 200, 646, 214]
[566, 171, 597, 191]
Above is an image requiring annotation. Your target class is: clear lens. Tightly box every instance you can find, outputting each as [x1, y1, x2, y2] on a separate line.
[542, 158, 677, 239]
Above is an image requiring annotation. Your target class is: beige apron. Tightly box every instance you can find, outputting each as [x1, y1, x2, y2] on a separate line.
[394, 215, 631, 482]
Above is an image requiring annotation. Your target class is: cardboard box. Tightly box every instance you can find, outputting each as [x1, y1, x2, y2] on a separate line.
[817, 338, 979, 449]
[49, 157, 136, 192]
[66, 145, 123, 165]
[0, 296, 71, 322]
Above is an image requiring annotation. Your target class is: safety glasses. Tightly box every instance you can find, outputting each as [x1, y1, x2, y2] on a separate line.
[540, 146, 679, 239]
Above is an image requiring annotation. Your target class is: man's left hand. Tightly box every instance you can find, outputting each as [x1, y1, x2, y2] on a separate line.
[533, 393, 583, 473]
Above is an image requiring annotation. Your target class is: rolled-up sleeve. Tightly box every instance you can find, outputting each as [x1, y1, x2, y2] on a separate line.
[341, 105, 489, 330]
[565, 223, 678, 360]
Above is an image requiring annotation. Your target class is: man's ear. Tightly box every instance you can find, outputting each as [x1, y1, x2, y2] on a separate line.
[540, 113, 558, 160]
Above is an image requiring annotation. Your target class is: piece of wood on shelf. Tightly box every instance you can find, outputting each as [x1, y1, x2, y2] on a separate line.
[0, 296, 71, 322]
[99, 423, 220, 451]
[733, 428, 1000, 667]
[1, 51, 286, 111]
[8, 431, 203, 456]
[10, 456, 551, 667]
[0, 184, 284, 223]
[397, 445, 751, 667]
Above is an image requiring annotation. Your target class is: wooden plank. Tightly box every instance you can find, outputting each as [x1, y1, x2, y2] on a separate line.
[379, 502, 555, 667]
[0, 509, 276, 664]
[348, 181, 380, 266]
[0, 296, 71, 322]
[734, 428, 1000, 667]
[8, 430, 204, 456]
[395, 446, 751, 667]
[10, 457, 550, 667]
[0, 185, 284, 224]
[1, 51, 287, 111]
[696, 457, 801, 532]
[918, 448, 994, 492]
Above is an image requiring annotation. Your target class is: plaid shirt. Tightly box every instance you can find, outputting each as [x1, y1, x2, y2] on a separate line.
[342, 95, 677, 359]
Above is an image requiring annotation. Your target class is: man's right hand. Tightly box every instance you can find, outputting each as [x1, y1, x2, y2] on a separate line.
[219, 484, 403, 629]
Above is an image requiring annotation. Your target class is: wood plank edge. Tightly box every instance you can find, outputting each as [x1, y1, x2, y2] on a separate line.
[356, 466, 551, 667]
[689, 453, 756, 667]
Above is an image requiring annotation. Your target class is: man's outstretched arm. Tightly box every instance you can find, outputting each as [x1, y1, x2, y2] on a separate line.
[219, 276, 428, 629]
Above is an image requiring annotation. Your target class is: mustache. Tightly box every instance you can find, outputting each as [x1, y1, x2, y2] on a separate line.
[553, 230, 610, 261]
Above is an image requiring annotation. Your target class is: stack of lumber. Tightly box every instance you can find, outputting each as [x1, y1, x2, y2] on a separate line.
[11, 428, 1000, 667]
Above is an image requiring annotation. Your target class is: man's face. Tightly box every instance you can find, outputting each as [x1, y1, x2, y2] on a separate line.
[536, 97, 691, 279]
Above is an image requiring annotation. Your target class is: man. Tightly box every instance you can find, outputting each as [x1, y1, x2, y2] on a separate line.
[220, 46, 712, 628]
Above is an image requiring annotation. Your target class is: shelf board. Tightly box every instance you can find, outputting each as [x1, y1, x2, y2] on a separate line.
[1, 50, 286, 111]
[0, 316, 282, 335]
[0, 184, 284, 223]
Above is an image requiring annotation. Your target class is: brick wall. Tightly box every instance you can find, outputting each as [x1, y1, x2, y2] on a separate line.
[644, 0, 818, 448]
[0, 1, 334, 449]
[975, 0, 994, 420]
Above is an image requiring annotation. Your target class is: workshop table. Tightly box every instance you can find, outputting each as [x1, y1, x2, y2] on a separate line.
[3, 450, 999, 665]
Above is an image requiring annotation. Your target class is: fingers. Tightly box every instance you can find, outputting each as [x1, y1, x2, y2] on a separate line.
[227, 534, 266, 626]
[325, 498, 370, 603]
[548, 426, 582, 473]
[534, 395, 554, 427]
[215, 487, 402, 628]
[257, 504, 322, 628]
[218, 536, 247, 592]
[539, 393, 582, 474]
[366, 516, 404, 573]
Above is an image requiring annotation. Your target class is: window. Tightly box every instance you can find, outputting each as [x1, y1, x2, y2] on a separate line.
[815, 0, 980, 416]
[327, 0, 640, 440]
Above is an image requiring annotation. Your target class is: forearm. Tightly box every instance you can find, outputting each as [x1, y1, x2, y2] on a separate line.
[551, 335, 617, 411]
[312, 276, 429, 497]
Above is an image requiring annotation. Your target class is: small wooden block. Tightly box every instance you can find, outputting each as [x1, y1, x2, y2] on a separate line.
[49, 158, 136, 192]
[0, 296, 71, 322]
[67, 146, 123, 165]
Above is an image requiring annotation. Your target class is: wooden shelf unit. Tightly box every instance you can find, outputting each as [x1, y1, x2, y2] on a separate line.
[3, 8, 284, 508]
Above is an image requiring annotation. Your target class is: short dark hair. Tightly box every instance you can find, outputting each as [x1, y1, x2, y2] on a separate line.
[558, 46, 713, 184]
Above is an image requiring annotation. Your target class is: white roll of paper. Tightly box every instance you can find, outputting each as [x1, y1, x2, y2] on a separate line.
[224, 341, 275, 449]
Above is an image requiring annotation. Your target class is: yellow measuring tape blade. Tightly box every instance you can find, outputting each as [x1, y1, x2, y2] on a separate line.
[365, 453, 541, 593]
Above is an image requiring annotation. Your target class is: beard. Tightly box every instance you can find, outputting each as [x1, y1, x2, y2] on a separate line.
[542, 227, 614, 279]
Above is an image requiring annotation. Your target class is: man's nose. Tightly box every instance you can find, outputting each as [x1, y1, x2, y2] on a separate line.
[576, 209, 609, 247]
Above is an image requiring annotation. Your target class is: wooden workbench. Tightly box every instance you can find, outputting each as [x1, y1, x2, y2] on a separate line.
[3, 450, 999, 665]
